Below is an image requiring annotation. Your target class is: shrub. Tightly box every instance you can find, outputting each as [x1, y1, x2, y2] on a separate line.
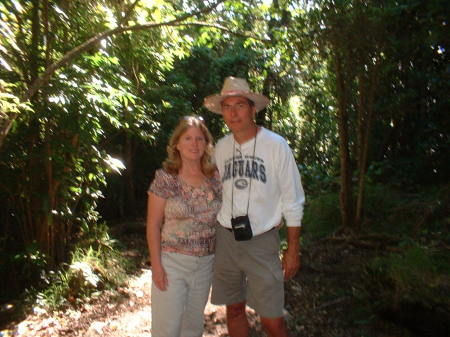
[302, 192, 341, 239]
[34, 222, 130, 310]
[363, 241, 449, 310]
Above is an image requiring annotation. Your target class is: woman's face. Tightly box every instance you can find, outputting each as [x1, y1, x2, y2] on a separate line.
[176, 126, 207, 163]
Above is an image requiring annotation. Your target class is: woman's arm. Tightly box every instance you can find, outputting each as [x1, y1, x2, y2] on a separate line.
[146, 192, 168, 290]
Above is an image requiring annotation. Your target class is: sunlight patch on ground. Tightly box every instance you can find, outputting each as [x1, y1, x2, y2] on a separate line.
[128, 268, 152, 294]
[87, 305, 153, 337]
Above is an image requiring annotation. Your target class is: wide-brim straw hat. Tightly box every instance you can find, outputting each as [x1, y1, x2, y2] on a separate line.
[203, 76, 270, 114]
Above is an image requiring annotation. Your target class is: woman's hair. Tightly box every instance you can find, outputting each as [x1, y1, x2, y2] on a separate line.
[163, 116, 216, 177]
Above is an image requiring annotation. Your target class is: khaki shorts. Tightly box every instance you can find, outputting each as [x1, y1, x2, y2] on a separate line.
[211, 225, 284, 318]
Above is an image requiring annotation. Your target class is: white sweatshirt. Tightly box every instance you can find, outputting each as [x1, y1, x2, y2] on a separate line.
[214, 127, 305, 236]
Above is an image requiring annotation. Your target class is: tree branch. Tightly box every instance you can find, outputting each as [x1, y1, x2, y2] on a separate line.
[25, 0, 224, 100]
[3, 0, 268, 147]
[22, 0, 270, 101]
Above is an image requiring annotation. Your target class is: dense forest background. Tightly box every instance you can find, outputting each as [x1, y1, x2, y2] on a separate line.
[0, 0, 449, 335]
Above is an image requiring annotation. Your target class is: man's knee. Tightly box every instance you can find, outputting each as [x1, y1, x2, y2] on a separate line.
[226, 302, 246, 319]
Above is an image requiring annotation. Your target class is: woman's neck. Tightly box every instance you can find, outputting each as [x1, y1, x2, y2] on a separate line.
[179, 160, 203, 176]
[179, 161, 205, 187]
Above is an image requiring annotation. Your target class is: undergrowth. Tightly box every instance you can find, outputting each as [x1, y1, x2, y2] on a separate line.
[302, 182, 450, 336]
[364, 241, 448, 307]
[29, 222, 131, 311]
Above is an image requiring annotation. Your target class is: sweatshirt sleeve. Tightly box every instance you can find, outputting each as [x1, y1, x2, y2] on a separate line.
[277, 139, 305, 227]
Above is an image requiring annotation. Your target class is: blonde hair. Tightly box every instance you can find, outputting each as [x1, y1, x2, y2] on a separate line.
[162, 116, 216, 177]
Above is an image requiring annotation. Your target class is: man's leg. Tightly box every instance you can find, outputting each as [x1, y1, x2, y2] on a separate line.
[243, 229, 287, 336]
[212, 227, 248, 336]
[226, 301, 249, 337]
[260, 316, 289, 337]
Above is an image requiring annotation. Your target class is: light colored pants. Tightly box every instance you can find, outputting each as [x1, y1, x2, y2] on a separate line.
[151, 252, 214, 337]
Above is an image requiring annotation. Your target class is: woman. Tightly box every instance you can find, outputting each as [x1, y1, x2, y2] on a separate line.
[146, 116, 221, 337]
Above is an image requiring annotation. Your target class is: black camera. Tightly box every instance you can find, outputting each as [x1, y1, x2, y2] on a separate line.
[231, 215, 253, 241]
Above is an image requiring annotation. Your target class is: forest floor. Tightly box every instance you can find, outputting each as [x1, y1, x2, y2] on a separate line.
[1, 221, 413, 337]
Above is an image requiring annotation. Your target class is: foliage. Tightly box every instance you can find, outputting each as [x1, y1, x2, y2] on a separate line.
[291, 0, 448, 229]
[302, 191, 341, 239]
[360, 240, 450, 337]
[301, 180, 450, 334]
[0, 240, 48, 304]
[0, 1, 449, 333]
[365, 242, 448, 306]
[34, 222, 129, 310]
[361, 182, 450, 239]
[299, 162, 339, 195]
[0, 0, 204, 265]
[0, 80, 32, 120]
[366, 0, 450, 186]
[349, 181, 449, 335]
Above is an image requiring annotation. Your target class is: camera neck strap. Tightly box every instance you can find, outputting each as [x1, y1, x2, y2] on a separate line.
[231, 129, 257, 218]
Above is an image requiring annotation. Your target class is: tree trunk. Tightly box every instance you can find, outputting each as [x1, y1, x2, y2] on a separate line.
[355, 73, 366, 229]
[355, 63, 379, 227]
[124, 133, 136, 217]
[334, 51, 354, 229]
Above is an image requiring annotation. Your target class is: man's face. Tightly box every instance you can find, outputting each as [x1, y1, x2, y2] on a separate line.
[221, 96, 256, 135]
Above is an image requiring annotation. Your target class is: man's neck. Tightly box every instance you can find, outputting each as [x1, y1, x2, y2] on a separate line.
[233, 125, 259, 145]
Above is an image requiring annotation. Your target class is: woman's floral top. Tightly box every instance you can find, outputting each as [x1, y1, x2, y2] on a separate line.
[148, 169, 222, 256]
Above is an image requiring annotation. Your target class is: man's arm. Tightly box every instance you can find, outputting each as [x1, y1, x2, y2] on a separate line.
[282, 226, 301, 280]
[276, 139, 304, 280]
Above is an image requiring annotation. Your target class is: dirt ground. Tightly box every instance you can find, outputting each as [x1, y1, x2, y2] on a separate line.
[0, 224, 412, 337]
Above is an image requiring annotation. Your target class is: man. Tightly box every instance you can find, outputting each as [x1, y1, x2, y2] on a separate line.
[203, 76, 305, 337]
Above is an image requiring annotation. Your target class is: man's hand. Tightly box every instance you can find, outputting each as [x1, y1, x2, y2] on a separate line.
[282, 248, 300, 281]
[282, 226, 301, 281]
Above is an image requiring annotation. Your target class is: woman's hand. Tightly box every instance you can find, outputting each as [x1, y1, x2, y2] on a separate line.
[152, 264, 168, 291]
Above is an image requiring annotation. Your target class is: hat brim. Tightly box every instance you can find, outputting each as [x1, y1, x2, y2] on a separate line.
[203, 92, 270, 115]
